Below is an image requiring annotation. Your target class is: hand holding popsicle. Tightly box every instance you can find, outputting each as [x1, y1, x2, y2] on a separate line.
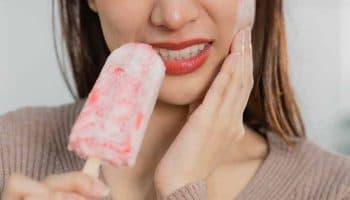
[154, 28, 254, 197]
[1, 172, 109, 200]
[3, 43, 164, 200]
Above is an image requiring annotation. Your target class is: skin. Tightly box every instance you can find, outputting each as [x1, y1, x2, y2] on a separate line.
[2, 0, 269, 199]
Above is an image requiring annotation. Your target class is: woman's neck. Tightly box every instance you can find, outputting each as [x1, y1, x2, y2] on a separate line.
[137, 99, 189, 166]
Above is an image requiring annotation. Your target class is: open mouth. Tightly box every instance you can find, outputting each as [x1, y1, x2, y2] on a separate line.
[153, 42, 213, 75]
[154, 42, 212, 61]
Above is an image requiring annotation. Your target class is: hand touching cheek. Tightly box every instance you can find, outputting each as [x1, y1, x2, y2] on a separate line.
[154, 27, 254, 198]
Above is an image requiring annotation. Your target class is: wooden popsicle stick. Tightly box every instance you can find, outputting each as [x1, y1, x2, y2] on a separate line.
[82, 157, 101, 178]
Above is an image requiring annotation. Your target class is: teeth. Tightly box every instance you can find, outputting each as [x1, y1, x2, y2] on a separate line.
[159, 49, 169, 60]
[156, 43, 208, 60]
[169, 50, 179, 60]
[182, 48, 191, 59]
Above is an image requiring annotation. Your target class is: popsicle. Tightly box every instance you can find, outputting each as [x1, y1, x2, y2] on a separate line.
[67, 43, 165, 177]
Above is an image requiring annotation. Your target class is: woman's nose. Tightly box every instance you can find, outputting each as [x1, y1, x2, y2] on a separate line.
[151, 0, 200, 31]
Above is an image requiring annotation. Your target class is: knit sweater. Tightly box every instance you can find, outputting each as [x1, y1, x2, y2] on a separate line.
[1, 98, 350, 199]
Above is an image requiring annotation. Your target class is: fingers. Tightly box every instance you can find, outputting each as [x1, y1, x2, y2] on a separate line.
[2, 173, 105, 200]
[23, 196, 48, 200]
[193, 26, 253, 143]
[219, 28, 253, 139]
[2, 174, 51, 200]
[200, 32, 246, 117]
[51, 191, 88, 200]
[221, 28, 253, 113]
[239, 28, 254, 114]
[243, 30, 254, 101]
[24, 192, 87, 200]
[42, 171, 109, 198]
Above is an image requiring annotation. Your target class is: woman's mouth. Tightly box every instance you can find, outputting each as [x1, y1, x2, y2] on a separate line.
[151, 39, 213, 75]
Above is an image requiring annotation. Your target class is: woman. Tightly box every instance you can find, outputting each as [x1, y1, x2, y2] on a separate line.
[1, 0, 350, 199]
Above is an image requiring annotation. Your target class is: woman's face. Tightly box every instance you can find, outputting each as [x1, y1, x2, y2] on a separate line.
[87, 0, 255, 105]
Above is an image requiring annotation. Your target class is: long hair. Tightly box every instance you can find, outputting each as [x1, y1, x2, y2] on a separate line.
[54, 0, 306, 148]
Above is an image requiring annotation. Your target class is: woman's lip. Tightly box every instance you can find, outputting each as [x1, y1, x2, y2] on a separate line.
[162, 43, 212, 75]
[149, 38, 212, 50]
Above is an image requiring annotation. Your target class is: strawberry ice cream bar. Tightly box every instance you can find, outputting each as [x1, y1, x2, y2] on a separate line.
[68, 43, 165, 167]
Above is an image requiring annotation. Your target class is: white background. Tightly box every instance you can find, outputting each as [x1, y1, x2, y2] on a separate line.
[1, 1, 350, 153]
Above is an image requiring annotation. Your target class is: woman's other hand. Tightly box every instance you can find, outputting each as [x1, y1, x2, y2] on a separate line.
[1, 172, 109, 200]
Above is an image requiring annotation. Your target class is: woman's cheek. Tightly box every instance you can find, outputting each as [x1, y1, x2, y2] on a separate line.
[97, 4, 150, 49]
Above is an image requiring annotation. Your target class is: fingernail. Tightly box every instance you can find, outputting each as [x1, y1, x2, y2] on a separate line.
[232, 30, 245, 54]
[91, 180, 110, 196]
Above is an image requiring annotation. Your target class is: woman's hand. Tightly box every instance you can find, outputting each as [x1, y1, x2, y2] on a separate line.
[2, 172, 110, 200]
[154, 28, 254, 197]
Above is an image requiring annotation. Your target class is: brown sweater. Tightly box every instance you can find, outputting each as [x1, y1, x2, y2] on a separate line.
[1, 98, 350, 199]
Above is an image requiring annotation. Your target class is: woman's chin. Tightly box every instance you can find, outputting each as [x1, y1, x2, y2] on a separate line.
[158, 84, 208, 107]
[157, 57, 219, 106]
[157, 90, 201, 106]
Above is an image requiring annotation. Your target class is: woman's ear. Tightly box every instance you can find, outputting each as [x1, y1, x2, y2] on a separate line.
[87, 0, 98, 12]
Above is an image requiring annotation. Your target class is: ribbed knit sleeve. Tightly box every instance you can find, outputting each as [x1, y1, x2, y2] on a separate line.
[0, 107, 59, 194]
[49, 101, 86, 173]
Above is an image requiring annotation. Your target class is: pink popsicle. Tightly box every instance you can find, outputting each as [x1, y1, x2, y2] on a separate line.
[68, 43, 165, 169]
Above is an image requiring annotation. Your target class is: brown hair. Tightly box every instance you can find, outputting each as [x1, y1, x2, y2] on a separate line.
[54, 0, 306, 148]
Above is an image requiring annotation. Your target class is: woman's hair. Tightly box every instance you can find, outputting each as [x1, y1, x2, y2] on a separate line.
[54, 0, 306, 148]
